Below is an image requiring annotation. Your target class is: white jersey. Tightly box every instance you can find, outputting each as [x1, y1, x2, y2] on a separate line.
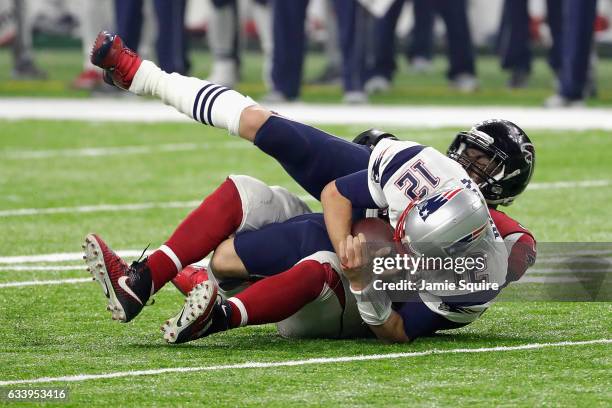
[367, 139, 508, 322]
[367, 138, 472, 229]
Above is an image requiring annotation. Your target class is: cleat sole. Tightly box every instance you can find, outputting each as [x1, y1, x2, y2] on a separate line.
[162, 281, 217, 344]
[83, 233, 128, 323]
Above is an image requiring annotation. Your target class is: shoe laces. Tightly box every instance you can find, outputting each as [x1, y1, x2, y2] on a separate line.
[128, 244, 156, 306]
[129, 243, 150, 271]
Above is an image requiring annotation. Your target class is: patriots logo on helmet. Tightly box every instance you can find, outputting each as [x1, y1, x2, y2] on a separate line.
[417, 188, 463, 221]
[444, 223, 488, 256]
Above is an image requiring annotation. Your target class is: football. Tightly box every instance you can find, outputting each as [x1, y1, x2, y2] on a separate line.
[351, 217, 394, 243]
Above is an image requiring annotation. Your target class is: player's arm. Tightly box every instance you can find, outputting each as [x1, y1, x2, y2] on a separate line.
[369, 311, 410, 343]
[342, 234, 409, 343]
[321, 170, 382, 263]
[505, 233, 537, 282]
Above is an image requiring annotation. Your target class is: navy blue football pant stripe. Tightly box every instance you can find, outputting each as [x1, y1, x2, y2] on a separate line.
[192, 85, 229, 125]
[234, 214, 334, 277]
[253, 116, 371, 200]
[114, 0, 189, 74]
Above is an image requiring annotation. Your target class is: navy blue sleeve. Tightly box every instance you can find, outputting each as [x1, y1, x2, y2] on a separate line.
[394, 301, 467, 340]
[335, 169, 379, 209]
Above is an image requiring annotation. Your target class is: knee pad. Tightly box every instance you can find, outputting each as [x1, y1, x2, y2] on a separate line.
[229, 175, 311, 233]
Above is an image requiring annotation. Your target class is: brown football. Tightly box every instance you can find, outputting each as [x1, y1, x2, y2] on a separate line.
[351, 217, 394, 243]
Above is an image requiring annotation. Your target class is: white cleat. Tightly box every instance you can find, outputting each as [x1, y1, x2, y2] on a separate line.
[162, 281, 220, 344]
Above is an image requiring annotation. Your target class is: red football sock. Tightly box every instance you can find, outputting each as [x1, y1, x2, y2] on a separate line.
[227, 260, 344, 327]
[147, 178, 243, 292]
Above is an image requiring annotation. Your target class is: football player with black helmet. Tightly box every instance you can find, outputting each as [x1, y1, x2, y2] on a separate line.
[353, 119, 537, 284]
[447, 119, 535, 207]
[446, 119, 537, 284]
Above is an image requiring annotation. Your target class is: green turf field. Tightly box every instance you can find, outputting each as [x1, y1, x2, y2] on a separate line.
[0, 120, 610, 407]
[3, 48, 612, 106]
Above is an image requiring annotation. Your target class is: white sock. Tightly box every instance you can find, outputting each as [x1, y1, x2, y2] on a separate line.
[129, 60, 256, 135]
[228, 297, 248, 327]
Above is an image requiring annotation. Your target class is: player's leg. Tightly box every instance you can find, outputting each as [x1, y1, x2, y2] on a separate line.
[84, 175, 309, 322]
[177, 213, 336, 308]
[90, 31, 371, 198]
[253, 116, 371, 199]
[208, 212, 351, 303]
[162, 258, 345, 343]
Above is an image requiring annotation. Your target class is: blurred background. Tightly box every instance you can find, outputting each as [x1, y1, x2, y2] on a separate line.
[1, 0, 612, 107]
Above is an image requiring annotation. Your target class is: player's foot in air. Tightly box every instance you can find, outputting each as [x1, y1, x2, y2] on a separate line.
[90, 30, 142, 89]
[83, 234, 153, 323]
[161, 281, 232, 344]
[171, 265, 208, 296]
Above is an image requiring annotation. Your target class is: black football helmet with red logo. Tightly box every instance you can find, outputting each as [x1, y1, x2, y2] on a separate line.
[447, 119, 535, 206]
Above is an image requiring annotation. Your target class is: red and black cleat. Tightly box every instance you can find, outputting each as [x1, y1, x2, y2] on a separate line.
[90, 30, 142, 90]
[83, 233, 153, 323]
[171, 265, 209, 296]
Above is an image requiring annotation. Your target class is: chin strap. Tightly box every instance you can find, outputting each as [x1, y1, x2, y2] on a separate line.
[393, 201, 417, 242]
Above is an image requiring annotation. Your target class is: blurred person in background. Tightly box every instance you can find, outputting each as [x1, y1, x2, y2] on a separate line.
[366, 0, 478, 95]
[306, 0, 342, 86]
[545, 0, 598, 107]
[267, 0, 372, 104]
[497, 0, 532, 88]
[11, 0, 46, 79]
[114, 0, 189, 75]
[73, 0, 113, 90]
[206, 0, 272, 89]
[498, 0, 599, 101]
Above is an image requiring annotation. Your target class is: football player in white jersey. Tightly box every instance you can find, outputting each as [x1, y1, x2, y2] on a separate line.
[85, 31, 531, 342]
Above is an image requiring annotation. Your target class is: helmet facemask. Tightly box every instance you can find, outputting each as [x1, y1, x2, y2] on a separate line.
[448, 131, 510, 205]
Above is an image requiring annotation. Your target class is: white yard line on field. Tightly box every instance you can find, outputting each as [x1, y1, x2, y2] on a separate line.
[3, 98, 612, 130]
[1, 142, 247, 160]
[0, 196, 315, 217]
[0, 180, 607, 218]
[0, 250, 153, 264]
[0, 278, 91, 288]
[527, 180, 611, 190]
[0, 200, 203, 217]
[0, 265, 84, 271]
[0, 339, 609, 386]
